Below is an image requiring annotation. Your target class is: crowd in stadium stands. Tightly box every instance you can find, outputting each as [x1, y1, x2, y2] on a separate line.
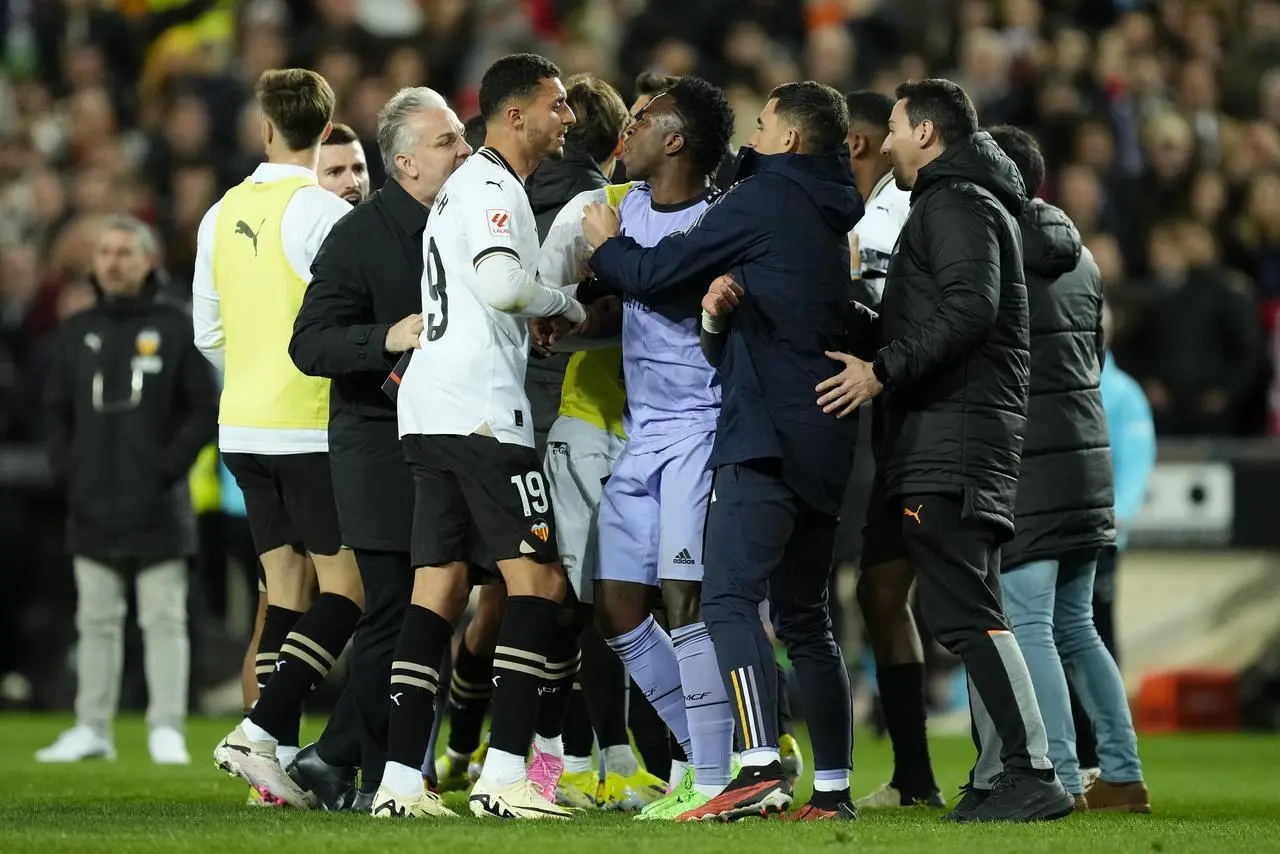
[0, 0, 1277, 446]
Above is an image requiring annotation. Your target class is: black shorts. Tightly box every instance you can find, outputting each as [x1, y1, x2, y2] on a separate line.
[403, 434, 560, 568]
[860, 474, 908, 569]
[222, 452, 344, 557]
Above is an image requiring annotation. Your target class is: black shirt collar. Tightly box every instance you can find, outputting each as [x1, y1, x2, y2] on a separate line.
[380, 177, 430, 235]
[478, 147, 523, 185]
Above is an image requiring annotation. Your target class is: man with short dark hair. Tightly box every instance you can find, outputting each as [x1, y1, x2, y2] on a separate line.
[984, 124, 1149, 814]
[585, 79, 865, 822]
[816, 79, 1072, 823]
[317, 122, 370, 205]
[199, 68, 361, 809]
[287, 87, 472, 812]
[380, 53, 584, 821]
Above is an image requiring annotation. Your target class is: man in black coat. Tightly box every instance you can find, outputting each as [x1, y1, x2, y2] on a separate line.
[984, 126, 1149, 813]
[286, 86, 472, 810]
[38, 216, 217, 766]
[816, 79, 1072, 823]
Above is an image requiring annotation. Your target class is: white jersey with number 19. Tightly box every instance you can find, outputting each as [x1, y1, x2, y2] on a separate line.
[397, 148, 543, 447]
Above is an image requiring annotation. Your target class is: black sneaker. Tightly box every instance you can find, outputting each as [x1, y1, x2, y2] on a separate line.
[350, 789, 375, 814]
[287, 743, 357, 811]
[959, 772, 1075, 824]
[941, 783, 989, 822]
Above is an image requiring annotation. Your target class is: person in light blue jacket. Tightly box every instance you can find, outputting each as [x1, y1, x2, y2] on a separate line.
[1073, 303, 1156, 773]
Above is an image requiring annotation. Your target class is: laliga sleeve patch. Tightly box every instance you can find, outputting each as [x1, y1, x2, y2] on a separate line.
[487, 209, 512, 236]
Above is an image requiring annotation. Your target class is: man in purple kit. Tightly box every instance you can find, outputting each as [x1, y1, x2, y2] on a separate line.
[582, 76, 739, 820]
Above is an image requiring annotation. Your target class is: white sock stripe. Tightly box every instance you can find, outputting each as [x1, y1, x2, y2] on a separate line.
[390, 673, 437, 691]
[279, 642, 330, 676]
[449, 683, 492, 700]
[285, 631, 337, 669]
[254, 665, 275, 676]
[392, 660, 441, 680]
[255, 652, 278, 662]
[494, 645, 548, 665]
[543, 654, 581, 672]
[493, 659, 546, 679]
[451, 674, 491, 692]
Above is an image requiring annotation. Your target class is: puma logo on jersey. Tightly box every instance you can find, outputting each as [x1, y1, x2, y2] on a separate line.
[235, 218, 265, 255]
[903, 504, 923, 525]
[485, 179, 504, 190]
[390, 692, 403, 707]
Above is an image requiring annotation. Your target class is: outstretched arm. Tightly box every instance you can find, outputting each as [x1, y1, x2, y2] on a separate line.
[586, 182, 773, 301]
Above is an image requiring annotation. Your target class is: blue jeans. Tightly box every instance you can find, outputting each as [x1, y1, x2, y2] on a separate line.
[997, 555, 1143, 793]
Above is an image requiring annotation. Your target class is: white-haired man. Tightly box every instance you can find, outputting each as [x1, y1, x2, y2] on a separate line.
[286, 85, 472, 812]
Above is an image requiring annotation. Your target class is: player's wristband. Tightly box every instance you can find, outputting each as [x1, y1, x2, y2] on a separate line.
[701, 310, 726, 334]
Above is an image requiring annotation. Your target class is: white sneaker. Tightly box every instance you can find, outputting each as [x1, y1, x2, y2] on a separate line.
[213, 724, 315, 809]
[469, 777, 572, 819]
[35, 725, 115, 763]
[370, 785, 458, 819]
[149, 727, 190, 765]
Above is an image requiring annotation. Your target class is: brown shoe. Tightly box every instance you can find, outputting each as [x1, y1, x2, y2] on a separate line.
[1073, 794, 1088, 812]
[1085, 780, 1151, 813]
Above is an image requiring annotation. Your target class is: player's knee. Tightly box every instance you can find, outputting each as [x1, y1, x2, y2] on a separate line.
[592, 580, 646, 639]
[856, 559, 913, 618]
[660, 581, 702, 630]
[412, 562, 471, 620]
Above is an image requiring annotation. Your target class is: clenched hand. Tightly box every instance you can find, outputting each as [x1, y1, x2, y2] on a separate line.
[582, 201, 621, 248]
[702, 274, 742, 319]
[384, 314, 424, 352]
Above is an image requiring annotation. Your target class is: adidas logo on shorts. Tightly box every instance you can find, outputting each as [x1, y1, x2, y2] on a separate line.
[672, 548, 695, 565]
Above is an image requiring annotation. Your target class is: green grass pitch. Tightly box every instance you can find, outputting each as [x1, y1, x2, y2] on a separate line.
[2, 714, 1278, 853]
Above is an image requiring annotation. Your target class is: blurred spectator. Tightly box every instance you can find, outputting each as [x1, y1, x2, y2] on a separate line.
[1120, 221, 1263, 435]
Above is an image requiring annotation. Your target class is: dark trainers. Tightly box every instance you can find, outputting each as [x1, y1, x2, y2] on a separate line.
[287, 743, 356, 812]
[959, 772, 1075, 824]
[787, 800, 859, 821]
[676, 762, 793, 822]
[941, 783, 989, 822]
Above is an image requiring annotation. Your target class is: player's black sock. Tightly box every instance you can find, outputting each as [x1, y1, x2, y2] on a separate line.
[878, 663, 939, 796]
[447, 637, 494, 755]
[489, 595, 558, 757]
[580, 625, 629, 749]
[562, 685, 594, 757]
[386, 605, 453, 769]
[257, 605, 304, 746]
[669, 730, 687, 763]
[629, 677, 671, 772]
[534, 619, 581, 739]
[256, 605, 303, 692]
[250, 593, 361, 742]
[809, 787, 852, 809]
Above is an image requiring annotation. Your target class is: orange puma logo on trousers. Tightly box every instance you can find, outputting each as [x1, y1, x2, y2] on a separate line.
[903, 504, 923, 524]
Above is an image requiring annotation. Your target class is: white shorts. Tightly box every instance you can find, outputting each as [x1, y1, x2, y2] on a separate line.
[543, 415, 626, 603]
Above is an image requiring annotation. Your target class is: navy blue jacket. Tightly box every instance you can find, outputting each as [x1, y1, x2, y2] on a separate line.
[589, 148, 865, 514]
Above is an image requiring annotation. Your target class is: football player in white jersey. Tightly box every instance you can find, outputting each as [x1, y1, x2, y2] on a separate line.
[837, 89, 945, 811]
[844, 90, 912, 306]
[375, 53, 586, 821]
